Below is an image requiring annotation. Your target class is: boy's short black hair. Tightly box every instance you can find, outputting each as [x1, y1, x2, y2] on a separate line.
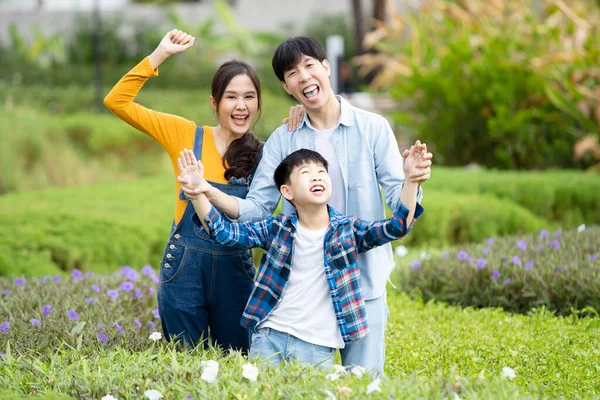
[273, 149, 328, 190]
[272, 37, 327, 82]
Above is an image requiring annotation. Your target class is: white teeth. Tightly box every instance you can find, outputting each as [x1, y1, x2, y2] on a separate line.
[303, 85, 318, 98]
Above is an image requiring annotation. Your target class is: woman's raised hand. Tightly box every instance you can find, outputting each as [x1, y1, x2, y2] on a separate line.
[149, 29, 195, 69]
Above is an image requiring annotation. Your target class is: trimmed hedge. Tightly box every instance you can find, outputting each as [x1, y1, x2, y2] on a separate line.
[396, 226, 600, 316]
[427, 168, 600, 227]
[0, 175, 554, 277]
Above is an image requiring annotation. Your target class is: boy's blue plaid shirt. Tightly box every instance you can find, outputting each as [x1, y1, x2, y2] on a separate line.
[197, 201, 424, 344]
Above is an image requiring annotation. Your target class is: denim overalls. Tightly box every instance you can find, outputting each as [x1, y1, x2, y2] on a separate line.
[157, 126, 256, 351]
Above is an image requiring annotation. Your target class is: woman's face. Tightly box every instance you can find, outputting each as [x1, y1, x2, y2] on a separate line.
[213, 73, 259, 137]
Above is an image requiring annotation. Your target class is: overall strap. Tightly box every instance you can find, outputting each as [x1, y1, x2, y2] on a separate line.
[193, 126, 204, 160]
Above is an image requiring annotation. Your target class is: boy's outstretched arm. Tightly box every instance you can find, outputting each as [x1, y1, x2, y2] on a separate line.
[177, 149, 270, 250]
[353, 142, 427, 252]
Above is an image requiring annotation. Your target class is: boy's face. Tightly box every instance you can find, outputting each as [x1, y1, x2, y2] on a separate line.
[281, 55, 332, 112]
[281, 161, 332, 207]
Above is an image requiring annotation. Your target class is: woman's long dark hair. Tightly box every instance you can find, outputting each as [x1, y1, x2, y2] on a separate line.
[211, 60, 264, 180]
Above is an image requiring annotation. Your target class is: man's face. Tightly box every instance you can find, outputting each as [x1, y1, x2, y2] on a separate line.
[281, 55, 332, 112]
[281, 161, 332, 207]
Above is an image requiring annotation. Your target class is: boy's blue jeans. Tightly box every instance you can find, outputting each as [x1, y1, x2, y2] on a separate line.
[249, 327, 335, 368]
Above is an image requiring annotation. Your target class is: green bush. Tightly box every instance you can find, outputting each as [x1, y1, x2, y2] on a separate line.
[396, 226, 600, 316]
[358, 0, 600, 170]
[427, 168, 600, 226]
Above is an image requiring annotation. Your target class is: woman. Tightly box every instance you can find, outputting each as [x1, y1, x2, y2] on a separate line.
[104, 29, 299, 352]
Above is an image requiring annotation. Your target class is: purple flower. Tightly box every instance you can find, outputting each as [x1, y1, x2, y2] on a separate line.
[119, 281, 134, 292]
[66, 310, 79, 321]
[71, 268, 84, 281]
[91, 284, 101, 293]
[134, 289, 143, 299]
[97, 322, 105, 328]
[148, 287, 156, 295]
[2, 290, 10, 297]
[114, 322, 124, 336]
[30, 318, 41, 327]
[42, 305, 52, 317]
[134, 319, 142, 329]
[554, 230, 562, 238]
[441, 252, 449, 259]
[517, 240, 527, 252]
[476, 258, 487, 269]
[590, 254, 598, 262]
[482, 247, 491, 255]
[525, 261, 534, 270]
[486, 238, 495, 245]
[85, 272, 94, 278]
[40, 276, 49, 284]
[410, 260, 422, 269]
[0, 352, 5, 359]
[52, 275, 62, 283]
[14, 278, 25, 286]
[457, 251, 469, 261]
[535, 245, 544, 253]
[97, 333, 108, 343]
[141, 265, 155, 276]
[512, 256, 522, 266]
[85, 298, 96, 304]
[147, 321, 156, 329]
[539, 229, 549, 238]
[120, 266, 138, 281]
[551, 240, 561, 249]
[151, 274, 160, 284]
[491, 270, 501, 280]
[503, 278, 511, 285]
[152, 309, 160, 319]
[107, 290, 119, 299]
[0, 322, 10, 332]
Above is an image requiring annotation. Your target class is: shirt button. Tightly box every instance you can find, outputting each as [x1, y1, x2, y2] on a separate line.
[174, 234, 181, 239]
[169, 244, 176, 250]
[166, 254, 172, 259]
[164, 263, 171, 268]
[254, 282, 259, 286]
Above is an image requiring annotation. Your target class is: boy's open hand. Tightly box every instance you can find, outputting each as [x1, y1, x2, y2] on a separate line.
[402, 140, 433, 184]
[177, 148, 210, 199]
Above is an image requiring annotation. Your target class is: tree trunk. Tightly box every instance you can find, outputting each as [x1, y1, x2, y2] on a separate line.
[373, 0, 387, 22]
[351, 0, 365, 55]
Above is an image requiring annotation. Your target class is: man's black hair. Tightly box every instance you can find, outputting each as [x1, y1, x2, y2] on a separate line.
[273, 149, 328, 190]
[272, 37, 327, 82]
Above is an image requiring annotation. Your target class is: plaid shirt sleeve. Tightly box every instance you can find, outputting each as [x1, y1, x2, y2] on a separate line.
[353, 202, 424, 253]
[200, 205, 272, 250]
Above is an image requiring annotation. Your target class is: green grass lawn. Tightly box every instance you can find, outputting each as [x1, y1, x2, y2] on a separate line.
[0, 268, 598, 399]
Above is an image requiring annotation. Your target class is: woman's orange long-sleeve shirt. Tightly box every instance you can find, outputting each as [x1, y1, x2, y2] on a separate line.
[104, 57, 227, 224]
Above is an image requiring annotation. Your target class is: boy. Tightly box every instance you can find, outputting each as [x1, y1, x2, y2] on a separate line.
[180, 36, 433, 375]
[177, 145, 424, 368]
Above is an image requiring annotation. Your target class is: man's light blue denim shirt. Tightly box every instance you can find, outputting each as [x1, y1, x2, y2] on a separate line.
[236, 96, 421, 300]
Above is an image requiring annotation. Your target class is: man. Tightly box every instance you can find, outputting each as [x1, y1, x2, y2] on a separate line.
[181, 37, 432, 376]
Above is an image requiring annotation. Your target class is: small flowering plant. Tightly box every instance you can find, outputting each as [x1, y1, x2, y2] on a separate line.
[397, 226, 600, 315]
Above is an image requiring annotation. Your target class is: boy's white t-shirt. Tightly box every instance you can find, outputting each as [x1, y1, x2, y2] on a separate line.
[259, 222, 345, 349]
[315, 128, 346, 213]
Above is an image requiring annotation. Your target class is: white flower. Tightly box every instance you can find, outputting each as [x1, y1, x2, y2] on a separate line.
[351, 365, 367, 378]
[453, 393, 462, 400]
[366, 378, 381, 395]
[201, 360, 219, 383]
[501, 366, 516, 379]
[420, 250, 430, 260]
[101, 395, 117, 400]
[394, 245, 408, 257]
[326, 373, 340, 381]
[332, 364, 347, 374]
[578, 224, 586, 233]
[148, 332, 162, 342]
[242, 363, 259, 382]
[143, 389, 163, 400]
[324, 389, 337, 400]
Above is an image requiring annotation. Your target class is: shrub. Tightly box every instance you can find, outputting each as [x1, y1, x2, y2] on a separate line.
[396, 226, 600, 315]
[427, 168, 600, 226]
[355, 0, 600, 170]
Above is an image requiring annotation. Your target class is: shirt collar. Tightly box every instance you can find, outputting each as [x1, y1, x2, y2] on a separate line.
[298, 95, 355, 131]
[284, 205, 351, 231]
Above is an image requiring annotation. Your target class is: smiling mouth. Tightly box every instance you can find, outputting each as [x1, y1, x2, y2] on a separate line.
[310, 184, 325, 192]
[303, 84, 319, 99]
[231, 115, 249, 125]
